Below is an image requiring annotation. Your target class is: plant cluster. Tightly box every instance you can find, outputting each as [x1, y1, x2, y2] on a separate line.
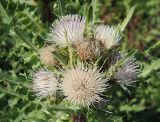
[30, 13, 139, 119]
[0, 0, 160, 122]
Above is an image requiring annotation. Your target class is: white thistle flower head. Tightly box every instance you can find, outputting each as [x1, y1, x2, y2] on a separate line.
[115, 57, 139, 86]
[61, 65, 106, 107]
[39, 45, 58, 65]
[94, 25, 121, 49]
[31, 69, 58, 98]
[48, 14, 86, 46]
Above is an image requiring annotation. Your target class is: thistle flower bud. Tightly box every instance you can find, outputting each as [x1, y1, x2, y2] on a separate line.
[115, 57, 139, 86]
[75, 39, 103, 61]
[48, 15, 86, 46]
[31, 69, 58, 98]
[94, 25, 121, 49]
[39, 45, 58, 65]
[61, 65, 106, 107]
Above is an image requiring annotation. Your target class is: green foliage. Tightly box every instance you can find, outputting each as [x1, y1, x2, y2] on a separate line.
[0, 0, 160, 122]
[140, 59, 160, 78]
[119, 6, 136, 32]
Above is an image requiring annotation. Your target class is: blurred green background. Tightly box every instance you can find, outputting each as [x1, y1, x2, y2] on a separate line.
[0, 0, 160, 122]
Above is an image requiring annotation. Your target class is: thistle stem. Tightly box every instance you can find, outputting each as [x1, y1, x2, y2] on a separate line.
[65, 31, 73, 66]
[72, 113, 87, 122]
[68, 45, 73, 66]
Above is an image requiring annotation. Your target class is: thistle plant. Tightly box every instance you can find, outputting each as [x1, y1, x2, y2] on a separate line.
[1, 0, 160, 121]
[30, 7, 140, 121]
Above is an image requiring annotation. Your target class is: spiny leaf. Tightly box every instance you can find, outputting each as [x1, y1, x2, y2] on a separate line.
[119, 6, 136, 32]
[140, 59, 160, 78]
[14, 27, 39, 53]
[145, 41, 160, 56]
[91, 0, 99, 23]
[0, 2, 11, 24]
[120, 104, 145, 112]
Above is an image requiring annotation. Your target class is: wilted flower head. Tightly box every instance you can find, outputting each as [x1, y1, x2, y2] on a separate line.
[31, 69, 58, 98]
[61, 65, 106, 107]
[48, 15, 86, 46]
[115, 57, 139, 86]
[94, 25, 121, 49]
[39, 45, 58, 65]
[75, 39, 103, 61]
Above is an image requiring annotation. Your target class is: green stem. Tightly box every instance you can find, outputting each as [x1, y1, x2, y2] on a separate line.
[68, 45, 73, 66]
[65, 30, 73, 66]
[72, 108, 87, 122]
[57, 0, 63, 16]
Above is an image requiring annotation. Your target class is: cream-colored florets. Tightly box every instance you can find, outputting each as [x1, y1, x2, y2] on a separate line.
[31, 69, 58, 98]
[61, 65, 106, 107]
[94, 25, 121, 49]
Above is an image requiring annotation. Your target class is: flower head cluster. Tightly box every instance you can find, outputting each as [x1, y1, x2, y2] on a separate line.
[32, 14, 140, 109]
[31, 69, 58, 98]
[47, 14, 121, 61]
[61, 65, 106, 107]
